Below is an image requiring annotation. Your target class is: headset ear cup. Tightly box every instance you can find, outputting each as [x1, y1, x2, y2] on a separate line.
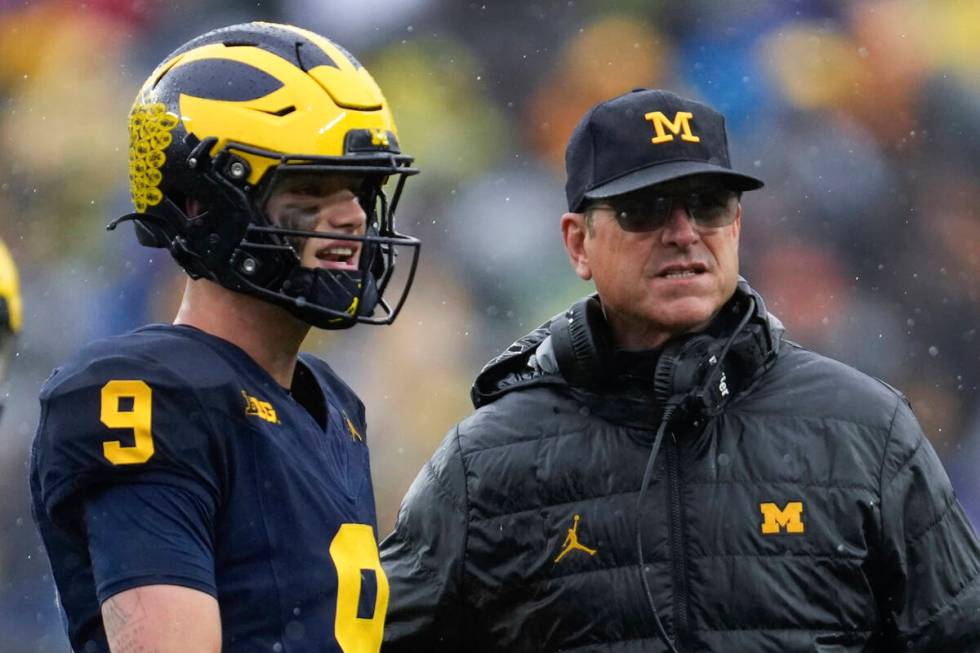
[550, 297, 611, 387]
[653, 335, 716, 408]
[653, 340, 683, 405]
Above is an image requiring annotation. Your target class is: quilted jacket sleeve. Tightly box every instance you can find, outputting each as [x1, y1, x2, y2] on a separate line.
[877, 398, 980, 650]
[380, 426, 471, 652]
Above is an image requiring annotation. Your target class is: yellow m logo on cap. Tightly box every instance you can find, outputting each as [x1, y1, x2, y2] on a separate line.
[760, 501, 805, 534]
[645, 111, 701, 144]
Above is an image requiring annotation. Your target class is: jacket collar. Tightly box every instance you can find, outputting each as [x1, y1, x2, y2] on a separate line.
[470, 279, 783, 421]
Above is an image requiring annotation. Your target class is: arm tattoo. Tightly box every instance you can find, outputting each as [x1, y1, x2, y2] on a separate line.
[103, 590, 158, 653]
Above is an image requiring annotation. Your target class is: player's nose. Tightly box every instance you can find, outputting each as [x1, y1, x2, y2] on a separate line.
[322, 194, 367, 233]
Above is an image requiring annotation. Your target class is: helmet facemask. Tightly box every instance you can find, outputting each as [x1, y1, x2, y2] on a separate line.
[232, 153, 420, 329]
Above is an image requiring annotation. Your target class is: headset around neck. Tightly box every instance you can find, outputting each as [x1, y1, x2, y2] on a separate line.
[549, 284, 774, 421]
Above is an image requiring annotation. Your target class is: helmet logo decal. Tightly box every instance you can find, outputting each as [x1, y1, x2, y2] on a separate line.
[370, 129, 390, 148]
[128, 102, 179, 212]
[160, 58, 283, 102]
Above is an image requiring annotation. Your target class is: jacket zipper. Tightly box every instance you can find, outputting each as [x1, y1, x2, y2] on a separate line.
[666, 431, 690, 650]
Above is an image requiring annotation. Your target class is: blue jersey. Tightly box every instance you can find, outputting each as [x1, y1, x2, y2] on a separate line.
[30, 324, 387, 652]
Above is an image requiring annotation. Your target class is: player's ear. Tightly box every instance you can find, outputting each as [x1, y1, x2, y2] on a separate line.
[561, 212, 592, 281]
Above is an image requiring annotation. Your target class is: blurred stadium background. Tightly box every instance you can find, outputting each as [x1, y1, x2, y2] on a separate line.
[2, 0, 979, 649]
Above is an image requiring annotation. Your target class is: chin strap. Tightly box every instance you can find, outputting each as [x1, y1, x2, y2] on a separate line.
[106, 211, 168, 239]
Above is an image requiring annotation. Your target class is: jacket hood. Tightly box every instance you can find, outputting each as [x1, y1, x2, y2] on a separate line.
[470, 278, 784, 410]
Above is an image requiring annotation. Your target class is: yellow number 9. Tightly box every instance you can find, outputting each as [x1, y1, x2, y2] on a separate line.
[329, 523, 389, 653]
[100, 380, 154, 465]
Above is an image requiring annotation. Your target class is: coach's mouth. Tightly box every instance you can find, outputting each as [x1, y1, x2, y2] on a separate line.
[656, 261, 708, 279]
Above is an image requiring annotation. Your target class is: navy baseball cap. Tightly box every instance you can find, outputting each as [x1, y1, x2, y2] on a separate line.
[564, 89, 764, 212]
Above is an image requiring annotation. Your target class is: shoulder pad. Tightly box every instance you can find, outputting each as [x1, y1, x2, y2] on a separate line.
[33, 333, 231, 529]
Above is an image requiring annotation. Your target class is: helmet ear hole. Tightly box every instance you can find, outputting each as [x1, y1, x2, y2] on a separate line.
[133, 220, 172, 248]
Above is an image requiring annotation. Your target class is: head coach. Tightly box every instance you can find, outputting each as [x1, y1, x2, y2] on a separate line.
[380, 89, 980, 652]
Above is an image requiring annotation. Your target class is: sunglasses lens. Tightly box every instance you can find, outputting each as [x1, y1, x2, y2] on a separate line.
[687, 190, 738, 228]
[613, 197, 671, 232]
[595, 187, 738, 232]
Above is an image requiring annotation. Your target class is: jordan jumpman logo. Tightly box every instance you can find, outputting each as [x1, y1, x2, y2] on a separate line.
[554, 514, 598, 564]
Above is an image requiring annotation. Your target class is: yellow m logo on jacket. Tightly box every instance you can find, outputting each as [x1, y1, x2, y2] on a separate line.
[760, 501, 805, 534]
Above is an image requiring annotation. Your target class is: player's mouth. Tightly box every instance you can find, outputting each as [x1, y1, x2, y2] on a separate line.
[315, 242, 360, 270]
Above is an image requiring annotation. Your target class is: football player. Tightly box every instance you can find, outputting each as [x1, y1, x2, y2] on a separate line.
[30, 22, 419, 653]
[0, 238, 22, 420]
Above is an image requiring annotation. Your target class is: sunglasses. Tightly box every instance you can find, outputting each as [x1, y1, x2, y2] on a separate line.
[588, 188, 739, 233]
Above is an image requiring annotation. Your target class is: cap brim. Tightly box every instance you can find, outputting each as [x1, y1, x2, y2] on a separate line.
[582, 160, 764, 206]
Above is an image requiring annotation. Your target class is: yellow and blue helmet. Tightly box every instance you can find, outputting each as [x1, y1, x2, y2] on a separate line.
[111, 22, 420, 329]
[0, 238, 21, 389]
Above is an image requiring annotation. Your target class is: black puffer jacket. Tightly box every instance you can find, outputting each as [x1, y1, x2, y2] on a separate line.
[381, 286, 980, 652]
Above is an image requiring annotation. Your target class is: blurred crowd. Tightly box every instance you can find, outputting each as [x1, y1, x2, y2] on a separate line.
[1, 0, 979, 649]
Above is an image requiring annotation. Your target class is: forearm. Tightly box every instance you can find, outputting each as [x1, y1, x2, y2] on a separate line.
[102, 585, 221, 653]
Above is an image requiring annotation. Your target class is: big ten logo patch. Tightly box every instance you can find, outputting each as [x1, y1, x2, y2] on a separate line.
[242, 391, 279, 424]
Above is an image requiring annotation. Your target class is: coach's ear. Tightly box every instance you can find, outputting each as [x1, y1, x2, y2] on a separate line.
[561, 212, 592, 281]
